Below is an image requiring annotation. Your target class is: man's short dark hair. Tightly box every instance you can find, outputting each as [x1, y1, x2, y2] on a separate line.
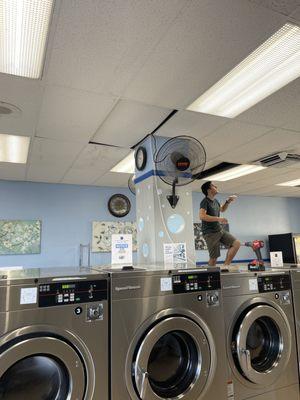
[201, 181, 212, 196]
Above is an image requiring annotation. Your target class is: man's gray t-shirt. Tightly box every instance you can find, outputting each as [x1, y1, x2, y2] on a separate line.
[200, 197, 221, 234]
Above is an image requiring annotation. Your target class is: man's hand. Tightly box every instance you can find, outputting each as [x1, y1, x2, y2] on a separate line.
[227, 195, 237, 203]
[219, 217, 228, 224]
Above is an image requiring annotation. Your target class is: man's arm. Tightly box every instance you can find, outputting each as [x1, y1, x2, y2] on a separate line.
[220, 201, 229, 213]
[200, 208, 227, 224]
[220, 195, 237, 212]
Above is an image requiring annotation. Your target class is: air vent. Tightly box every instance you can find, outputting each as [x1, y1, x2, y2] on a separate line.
[0, 102, 21, 116]
[257, 152, 300, 168]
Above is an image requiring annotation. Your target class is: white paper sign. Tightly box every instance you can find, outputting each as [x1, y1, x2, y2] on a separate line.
[160, 277, 172, 292]
[270, 251, 283, 268]
[111, 234, 133, 265]
[249, 278, 258, 292]
[20, 287, 37, 305]
[163, 243, 187, 265]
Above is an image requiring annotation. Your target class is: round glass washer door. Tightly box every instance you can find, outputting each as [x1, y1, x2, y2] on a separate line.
[133, 316, 210, 400]
[234, 305, 291, 386]
[0, 335, 86, 400]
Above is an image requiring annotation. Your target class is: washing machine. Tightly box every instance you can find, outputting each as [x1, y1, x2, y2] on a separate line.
[290, 270, 300, 384]
[222, 270, 299, 400]
[100, 265, 228, 400]
[0, 267, 109, 400]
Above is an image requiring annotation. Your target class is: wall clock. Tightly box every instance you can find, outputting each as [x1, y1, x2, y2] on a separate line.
[108, 194, 131, 218]
[135, 146, 147, 171]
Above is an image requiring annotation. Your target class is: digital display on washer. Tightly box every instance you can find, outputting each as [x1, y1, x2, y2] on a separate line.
[172, 271, 221, 293]
[258, 274, 291, 293]
[39, 279, 107, 307]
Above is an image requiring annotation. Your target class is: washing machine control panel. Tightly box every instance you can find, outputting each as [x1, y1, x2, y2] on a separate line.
[172, 271, 221, 293]
[258, 274, 291, 293]
[39, 279, 107, 307]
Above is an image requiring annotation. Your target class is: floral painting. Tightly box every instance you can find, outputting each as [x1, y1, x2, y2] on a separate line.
[92, 221, 137, 252]
[0, 220, 41, 255]
[194, 222, 230, 250]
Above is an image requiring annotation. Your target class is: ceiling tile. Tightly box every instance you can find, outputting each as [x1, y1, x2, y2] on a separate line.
[215, 128, 300, 164]
[201, 121, 272, 160]
[92, 99, 171, 147]
[45, 0, 189, 94]
[0, 74, 44, 136]
[28, 137, 85, 166]
[0, 164, 27, 181]
[26, 164, 70, 183]
[236, 79, 300, 129]
[155, 110, 228, 140]
[61, 144, 130, 185]
[94, 172, 131, 187]
[36, 85, 117, 142]
[248, 0, 300, 16]
[124, 0, 286, 109]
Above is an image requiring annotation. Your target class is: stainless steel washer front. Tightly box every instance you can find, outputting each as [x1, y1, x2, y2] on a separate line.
[100, 266, 228, 400]
[223, 271, 299, 400]
[0, 267, 109, 400]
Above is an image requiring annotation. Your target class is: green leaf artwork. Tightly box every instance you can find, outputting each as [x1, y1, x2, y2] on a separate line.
[0, 220, 41, 255]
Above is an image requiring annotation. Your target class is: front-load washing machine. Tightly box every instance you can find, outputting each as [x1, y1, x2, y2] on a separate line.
[290, 270, 300, 385]
[222, 270, 299, 400]
[102, 265, 228, 400]
[0, 267, 109, 400]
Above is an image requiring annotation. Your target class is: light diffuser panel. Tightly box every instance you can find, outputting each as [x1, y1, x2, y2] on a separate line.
[0, 0, 54, 79]
[0, 133, 30, 163]
[188, 23, 300, 118]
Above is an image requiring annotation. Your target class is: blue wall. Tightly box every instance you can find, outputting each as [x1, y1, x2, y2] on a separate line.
[0, 180, 299, 267]
[0, 181, 136, 267]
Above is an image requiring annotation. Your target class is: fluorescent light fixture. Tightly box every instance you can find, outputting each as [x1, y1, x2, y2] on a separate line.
[0, 133, 30, 163]
[277, 178, 300, 187]
[0, 0, 54, 79]
[187, 23, 300, 118]
[111, 152, 135, 173]
[203, 164, 266, 181]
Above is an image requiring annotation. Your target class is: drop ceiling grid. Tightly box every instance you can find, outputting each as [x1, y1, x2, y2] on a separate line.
[92, 99, 172, 147]
[211, 128, 300, 164]
[44, 0, 190, 96]
[0, 74, 45, 137]
[60, 144, 131, 185]
[124, 0, 286, 109]
[36, 85, 119, 143]
[200, 121, 274, 161]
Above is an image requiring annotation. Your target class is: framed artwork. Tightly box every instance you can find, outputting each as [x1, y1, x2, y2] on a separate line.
[0, 220, 41, 255]
[92, 221, 137, 252]
[194, 222, 230, 251]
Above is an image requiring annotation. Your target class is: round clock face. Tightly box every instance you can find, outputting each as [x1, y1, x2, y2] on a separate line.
[135, 146, 147, 171]
[108, 194, 131, 218]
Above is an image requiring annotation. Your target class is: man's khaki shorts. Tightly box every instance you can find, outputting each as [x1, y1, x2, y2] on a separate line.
[203, 230, 237, 259]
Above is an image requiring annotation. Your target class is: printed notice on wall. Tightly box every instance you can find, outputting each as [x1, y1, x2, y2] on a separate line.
[20, 287, 37, 305]
[163, 243, 187, 265]
[111, 234, 133, 265]
[270, 251, 283, 268]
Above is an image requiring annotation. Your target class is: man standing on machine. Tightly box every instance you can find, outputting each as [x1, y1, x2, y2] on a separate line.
[199, 181, 240, 267]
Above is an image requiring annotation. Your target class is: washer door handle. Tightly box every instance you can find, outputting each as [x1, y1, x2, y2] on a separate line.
[241, 348, 251, 371]
[136, 367, 149, 400]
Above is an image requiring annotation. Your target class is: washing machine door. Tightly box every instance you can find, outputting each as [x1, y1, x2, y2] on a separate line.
[0, 334, 86, 400]
[233, 304, 292, 386]
[133, 316, 210, 400]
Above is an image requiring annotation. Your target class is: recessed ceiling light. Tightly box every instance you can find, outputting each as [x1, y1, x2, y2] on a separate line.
[187, 23, 300, 118]
[0, 0, 54, 79]
[0, 134, 30, 163]
[111, 152, 135, 173]
[277, 178, 300, 187]
[203, 164, 266, 181]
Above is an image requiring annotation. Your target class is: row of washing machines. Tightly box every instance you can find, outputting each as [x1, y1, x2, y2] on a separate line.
[0, 265, 300, 400]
